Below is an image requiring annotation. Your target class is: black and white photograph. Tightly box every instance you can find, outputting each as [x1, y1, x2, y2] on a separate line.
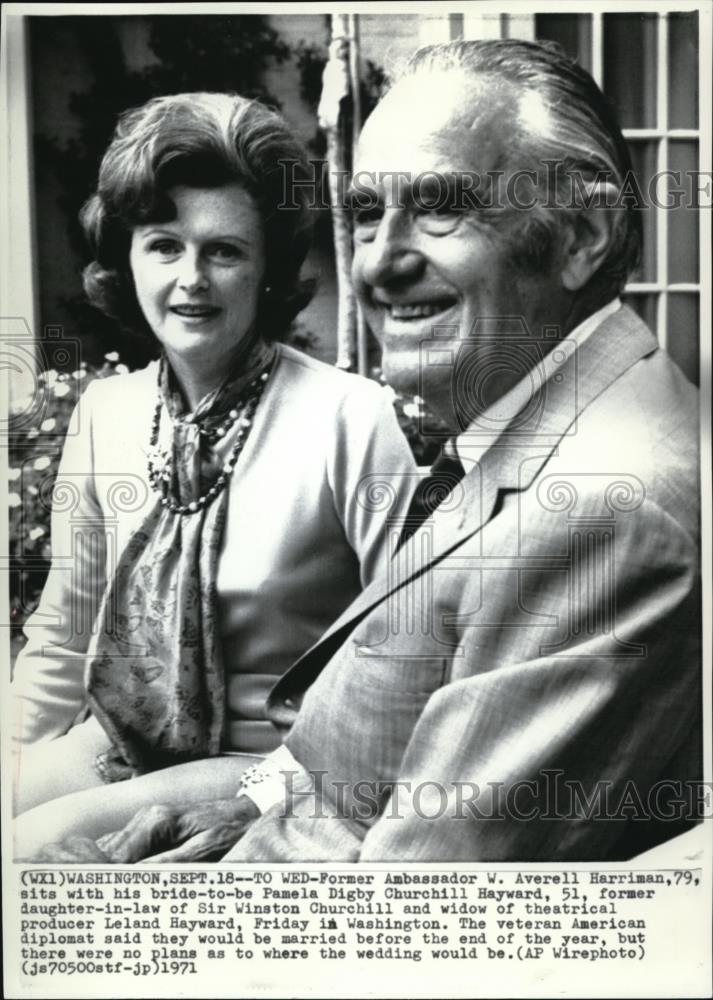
[2, 2, 711, 997]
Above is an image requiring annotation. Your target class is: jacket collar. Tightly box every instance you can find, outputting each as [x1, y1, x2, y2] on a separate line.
[455, 304, 659, 523]
[269, 306, 659, 714]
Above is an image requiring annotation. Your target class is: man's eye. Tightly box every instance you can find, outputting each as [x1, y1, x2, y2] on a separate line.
[417, 201, 458, 215]
[414, 203, 465, 235]
[352, 206, 384, 241]
[353, 206, 383, 225]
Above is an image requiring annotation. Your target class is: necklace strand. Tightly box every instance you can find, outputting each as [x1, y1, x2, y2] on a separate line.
[147, 367, 270, 516]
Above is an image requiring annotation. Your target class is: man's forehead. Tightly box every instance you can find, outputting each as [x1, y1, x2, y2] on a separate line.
[355, 70, 519, 179]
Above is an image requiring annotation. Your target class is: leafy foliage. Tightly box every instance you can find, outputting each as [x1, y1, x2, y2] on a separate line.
[372, 373, 449, 467]
[295, 40, 386, 117]
[138, 14, 290, 105]
[295, 39, 386, 162]
[9, 356, 125, 660]
[295, 41, 329, 111]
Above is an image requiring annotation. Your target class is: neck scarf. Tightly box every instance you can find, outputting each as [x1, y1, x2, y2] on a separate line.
[86, 339, 276, 782]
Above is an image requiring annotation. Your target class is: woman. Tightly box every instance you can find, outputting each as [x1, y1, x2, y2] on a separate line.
[12, 92, 416, 847]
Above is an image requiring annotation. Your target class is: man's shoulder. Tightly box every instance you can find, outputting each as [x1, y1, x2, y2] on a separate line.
[565, 339, 697, 459]
[553, 341, 698, 534]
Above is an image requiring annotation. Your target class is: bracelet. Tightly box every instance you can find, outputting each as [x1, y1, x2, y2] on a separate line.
[239, 761, 279, 791]
[238, 744, 304, 814]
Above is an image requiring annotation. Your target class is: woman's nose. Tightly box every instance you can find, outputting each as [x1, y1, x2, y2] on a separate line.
[356, 211, 424, 288]
[177, 251, 209, 293]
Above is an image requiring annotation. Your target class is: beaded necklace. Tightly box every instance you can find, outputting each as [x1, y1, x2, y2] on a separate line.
[147, 366, 271, 516]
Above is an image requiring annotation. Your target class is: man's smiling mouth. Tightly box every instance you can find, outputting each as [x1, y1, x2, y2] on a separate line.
[381, 299, 457, 320]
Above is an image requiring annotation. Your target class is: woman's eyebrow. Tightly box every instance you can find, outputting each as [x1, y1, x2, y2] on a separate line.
[206, 233, 252, 247]
[136, 226, 176, 236]
[136, 228, 253, 247]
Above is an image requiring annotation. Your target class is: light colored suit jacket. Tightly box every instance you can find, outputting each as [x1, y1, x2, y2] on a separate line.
[234, 307, 701, 861]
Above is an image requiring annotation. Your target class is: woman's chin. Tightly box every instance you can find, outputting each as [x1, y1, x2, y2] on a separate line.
[158, 324, 225, 360]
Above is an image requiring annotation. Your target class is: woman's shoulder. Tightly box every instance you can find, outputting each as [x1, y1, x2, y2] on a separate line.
[77, 361, 159, 446]
[87, 359, 157, 393]
[80, 360, 158, 409]
[274, 344, 385, 402]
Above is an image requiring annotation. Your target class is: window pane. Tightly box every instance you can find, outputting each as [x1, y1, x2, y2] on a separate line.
[603, 14, 657, 128]
[669, 12, 698, 129]
[535, 14, 592, 72]
[667, 294, 699, 386]
[627, 141, 657, 282]
[621, 293, 657, 339]
[668, 141, 699, 283]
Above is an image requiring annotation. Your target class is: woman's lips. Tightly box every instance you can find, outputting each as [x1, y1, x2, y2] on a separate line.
[169, 304, 221, 319]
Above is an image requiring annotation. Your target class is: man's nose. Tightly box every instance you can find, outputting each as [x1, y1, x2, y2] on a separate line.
[357, 211, 424, 287]
[177, 250, 209, 293]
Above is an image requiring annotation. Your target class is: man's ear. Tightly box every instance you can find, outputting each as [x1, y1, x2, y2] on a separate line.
[559, 181, 621, 292]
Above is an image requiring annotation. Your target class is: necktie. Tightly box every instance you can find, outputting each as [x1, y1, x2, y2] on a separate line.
[398, 439, 466, 547]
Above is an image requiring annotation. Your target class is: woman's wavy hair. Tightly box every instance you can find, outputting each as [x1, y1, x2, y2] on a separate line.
[80, 92, 315, 341]
[393, 39, 642, 298]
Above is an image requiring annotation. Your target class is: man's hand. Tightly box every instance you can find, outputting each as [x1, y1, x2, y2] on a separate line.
[97, 796, 261, 863]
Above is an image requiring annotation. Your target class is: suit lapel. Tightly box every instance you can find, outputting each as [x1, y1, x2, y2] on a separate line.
[462, 305, 659, 499]
[269, 306, 659, 717]
[398, 305, 659, 573]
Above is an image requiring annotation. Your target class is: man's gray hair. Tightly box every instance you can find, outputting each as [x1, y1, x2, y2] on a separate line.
[393, 39, 642, 297]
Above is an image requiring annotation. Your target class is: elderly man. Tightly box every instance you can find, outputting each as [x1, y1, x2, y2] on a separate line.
[29, 38, 700, 862]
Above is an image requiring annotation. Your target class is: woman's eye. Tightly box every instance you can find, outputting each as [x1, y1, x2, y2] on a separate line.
[207, 243, 241, 262]
[149, 239, 180, 256]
